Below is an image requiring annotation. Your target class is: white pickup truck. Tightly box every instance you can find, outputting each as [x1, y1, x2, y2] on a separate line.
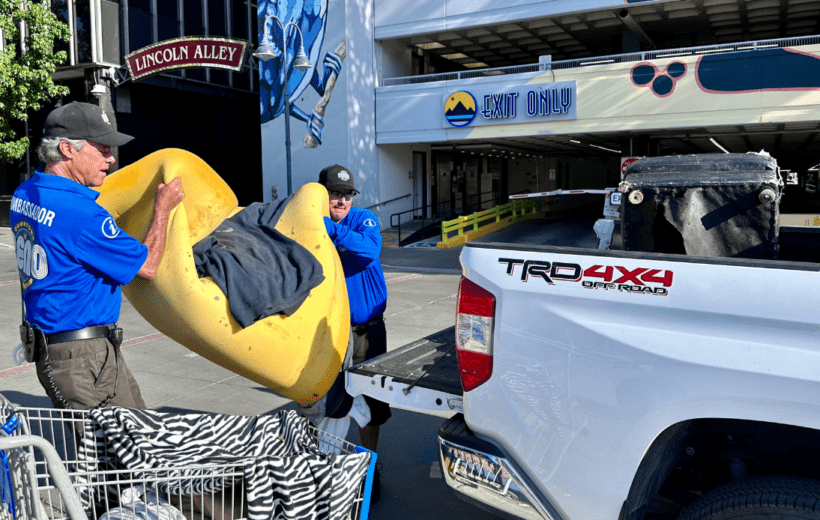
[348, 153, 820, 520]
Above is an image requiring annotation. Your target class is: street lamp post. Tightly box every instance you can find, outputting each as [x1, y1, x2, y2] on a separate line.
[254, 16, 312, 196]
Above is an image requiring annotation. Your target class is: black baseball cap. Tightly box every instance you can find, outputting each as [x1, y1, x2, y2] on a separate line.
[43, 102, 134, 147]
[318, 164, 360, 194]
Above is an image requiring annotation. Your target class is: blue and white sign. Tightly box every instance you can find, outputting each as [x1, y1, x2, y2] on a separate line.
[101, 217, 121, 239]
[442, 80, 577, 128]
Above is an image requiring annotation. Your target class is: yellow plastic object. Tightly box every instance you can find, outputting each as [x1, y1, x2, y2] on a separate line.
[95, 149, 350, 405]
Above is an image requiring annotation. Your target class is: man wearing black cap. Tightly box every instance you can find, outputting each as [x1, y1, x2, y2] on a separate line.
[10, 101, 184, 410]
[318, 164, 389, 499]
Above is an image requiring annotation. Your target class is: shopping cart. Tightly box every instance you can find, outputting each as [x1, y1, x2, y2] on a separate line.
[0, 399, 376, 520]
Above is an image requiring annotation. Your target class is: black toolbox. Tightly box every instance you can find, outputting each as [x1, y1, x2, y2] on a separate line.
[620, 153, 782, 259]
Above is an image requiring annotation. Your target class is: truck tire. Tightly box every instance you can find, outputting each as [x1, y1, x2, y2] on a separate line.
[677, 476, 820, 520]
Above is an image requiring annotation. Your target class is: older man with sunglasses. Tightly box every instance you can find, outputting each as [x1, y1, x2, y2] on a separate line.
[318, 164, 389, 501]
[11, 101, 184, 411]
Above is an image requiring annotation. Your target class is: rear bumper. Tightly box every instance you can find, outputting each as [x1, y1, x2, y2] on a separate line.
[437, 415, 554, 520]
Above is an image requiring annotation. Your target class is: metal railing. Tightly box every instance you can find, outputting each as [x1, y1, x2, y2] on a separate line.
[381, 34, 820, 87]
[389, 190, 500, 246]
[365, 192, 411, 211]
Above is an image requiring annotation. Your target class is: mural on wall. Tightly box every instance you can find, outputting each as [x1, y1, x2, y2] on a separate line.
[696, 48, 820, 93]
[258, 0, 346, 148]
[631, 48, 820, 98]
[630, 61, 687, 97]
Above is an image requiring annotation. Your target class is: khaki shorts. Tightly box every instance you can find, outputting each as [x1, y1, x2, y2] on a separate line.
[35, 337, 146, 411]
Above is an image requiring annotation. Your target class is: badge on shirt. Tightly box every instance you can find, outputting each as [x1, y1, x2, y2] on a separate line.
[14, 221, 48, 288]
[101, 217, 121, 238]
[363, 218, 377, 227]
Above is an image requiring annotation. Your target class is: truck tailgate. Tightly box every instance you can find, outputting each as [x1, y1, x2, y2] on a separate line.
[345, 326, 463, 414]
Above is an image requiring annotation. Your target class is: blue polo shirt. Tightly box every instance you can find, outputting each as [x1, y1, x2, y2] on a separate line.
[10, 171, 148, 334]
[325, 208, 387, 325]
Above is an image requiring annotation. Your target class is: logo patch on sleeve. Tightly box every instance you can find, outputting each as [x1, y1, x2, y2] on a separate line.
[363, 218, 377, 227]
[102, 217, 121, 238]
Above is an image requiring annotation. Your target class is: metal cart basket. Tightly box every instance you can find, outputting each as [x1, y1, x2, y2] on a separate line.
[0, 401, 375, 520]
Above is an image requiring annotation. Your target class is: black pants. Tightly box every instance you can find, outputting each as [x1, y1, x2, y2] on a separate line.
[352, 315, 392, 427]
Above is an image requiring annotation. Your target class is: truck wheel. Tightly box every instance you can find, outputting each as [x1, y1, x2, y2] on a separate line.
[678, 476, 820, 520]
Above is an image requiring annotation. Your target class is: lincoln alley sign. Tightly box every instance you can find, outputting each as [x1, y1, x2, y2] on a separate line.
[125, 37, 247, 81]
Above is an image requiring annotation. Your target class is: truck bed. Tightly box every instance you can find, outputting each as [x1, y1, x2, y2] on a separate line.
[345, 326, 463, 414]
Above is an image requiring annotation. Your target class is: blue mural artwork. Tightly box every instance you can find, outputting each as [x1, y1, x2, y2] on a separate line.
[630, 48, 820, 98]
[630, 61, 687, 97]
[696, 48, 820, 93]
[258, 0, 345, 147]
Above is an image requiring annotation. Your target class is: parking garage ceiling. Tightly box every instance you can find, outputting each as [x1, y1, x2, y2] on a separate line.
[431, 120, 820, 172]
[406, 0, 820, 69]
[410, 0, 820, 170]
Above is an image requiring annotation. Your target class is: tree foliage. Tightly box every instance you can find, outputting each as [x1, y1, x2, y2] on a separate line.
[0, 0, 70, 163]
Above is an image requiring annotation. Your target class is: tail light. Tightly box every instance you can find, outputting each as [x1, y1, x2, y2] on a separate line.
[456, 276, 496, 392]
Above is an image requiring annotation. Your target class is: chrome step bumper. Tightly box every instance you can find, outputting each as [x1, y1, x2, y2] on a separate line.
[438, 415, 554, 520]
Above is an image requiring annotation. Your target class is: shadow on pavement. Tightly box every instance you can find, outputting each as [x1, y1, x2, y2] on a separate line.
[2, 391, 52, 409]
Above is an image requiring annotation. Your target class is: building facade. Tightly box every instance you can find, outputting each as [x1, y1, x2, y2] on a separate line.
[6, 1, 818, 229]
[260, 0, 820, 230]
[2, 0, 263, 209]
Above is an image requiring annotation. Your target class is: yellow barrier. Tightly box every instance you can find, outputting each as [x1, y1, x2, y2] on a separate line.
[781, 214, 820, 227]
[437, 199, 542, 248]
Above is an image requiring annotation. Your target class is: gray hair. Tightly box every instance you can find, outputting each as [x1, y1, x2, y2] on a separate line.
[37, 138, 86, 165]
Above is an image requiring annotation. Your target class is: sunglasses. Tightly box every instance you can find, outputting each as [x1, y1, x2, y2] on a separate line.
[330, 191, 355, 201]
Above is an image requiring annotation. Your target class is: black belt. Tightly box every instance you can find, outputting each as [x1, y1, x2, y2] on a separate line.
[352, 314, 383, 331]
[45, 325, 115, 345]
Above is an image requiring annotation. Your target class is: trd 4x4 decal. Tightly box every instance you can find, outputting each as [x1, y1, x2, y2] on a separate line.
[498, 258, 673, 296]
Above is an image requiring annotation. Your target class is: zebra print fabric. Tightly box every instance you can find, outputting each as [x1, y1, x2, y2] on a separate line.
[76, 408, 370, 520]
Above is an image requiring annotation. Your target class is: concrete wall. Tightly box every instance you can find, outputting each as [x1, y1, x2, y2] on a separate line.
[376, 39, 413, 84]
[374, 143, 416, 226]
[373, 0, 677, 39]
[375, 44, 820, 145]
[377, 71, 553, 143]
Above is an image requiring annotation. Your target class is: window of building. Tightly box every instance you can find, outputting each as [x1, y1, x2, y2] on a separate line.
[128, 0, 153, 54]
[231, 0, 252, 90]
[209, 0, 226, 36]
[74, 0, 92, 63]
[51, 0, 71, 62]
[158, 0, 180, 41]
[232, 0, 248, 40]
[100, 0, 121, 64]
[183, 0, 204, 35]
[208, 0, 229, 85]
[183, 0, 206, 81]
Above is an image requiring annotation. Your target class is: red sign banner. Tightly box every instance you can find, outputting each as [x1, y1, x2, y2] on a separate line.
[125, 37, 247, 81]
